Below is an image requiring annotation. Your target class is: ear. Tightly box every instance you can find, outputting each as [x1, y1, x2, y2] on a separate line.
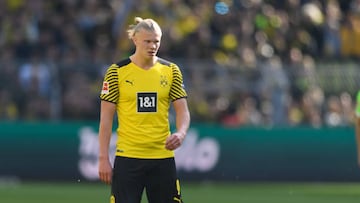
[132, 36, 137, 45]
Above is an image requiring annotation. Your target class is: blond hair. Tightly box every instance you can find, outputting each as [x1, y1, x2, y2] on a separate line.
[127, 17, 162, 39]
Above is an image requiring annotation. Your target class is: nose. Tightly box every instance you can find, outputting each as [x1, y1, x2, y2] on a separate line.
[150, 42, 157, 49]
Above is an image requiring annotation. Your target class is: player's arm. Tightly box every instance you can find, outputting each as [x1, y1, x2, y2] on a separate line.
[356, 115, 360, 168]
[166, 98, 190, 150]
[98, 100, 116, 184]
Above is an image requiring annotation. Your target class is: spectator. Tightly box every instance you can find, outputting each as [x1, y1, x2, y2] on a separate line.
[18, 51, 51, 97]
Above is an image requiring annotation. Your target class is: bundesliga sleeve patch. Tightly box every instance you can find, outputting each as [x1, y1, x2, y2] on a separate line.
[101, 81, 109, 94]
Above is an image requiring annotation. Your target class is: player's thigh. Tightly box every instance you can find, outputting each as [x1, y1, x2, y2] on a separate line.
[145, 158, 183, 203]
[111, 157, 146, 203]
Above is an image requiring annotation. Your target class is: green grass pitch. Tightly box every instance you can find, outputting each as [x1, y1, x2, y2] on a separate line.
[1, 181, 360, 203]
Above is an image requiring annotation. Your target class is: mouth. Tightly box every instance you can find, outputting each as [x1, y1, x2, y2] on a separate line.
[148, 50, 156, 56]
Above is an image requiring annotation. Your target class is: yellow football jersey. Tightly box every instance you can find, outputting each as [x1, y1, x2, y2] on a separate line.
[100, 58, 187, 159]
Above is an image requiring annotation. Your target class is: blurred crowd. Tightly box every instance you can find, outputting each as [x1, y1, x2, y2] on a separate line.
[0, 0, 360, 127]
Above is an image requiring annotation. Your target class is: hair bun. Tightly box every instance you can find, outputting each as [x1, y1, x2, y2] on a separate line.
[134, 17, 143, 24]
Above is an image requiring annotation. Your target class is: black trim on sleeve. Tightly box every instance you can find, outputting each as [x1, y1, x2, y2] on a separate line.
[100, 98, 117, 104]
[172, 96, 188, 102]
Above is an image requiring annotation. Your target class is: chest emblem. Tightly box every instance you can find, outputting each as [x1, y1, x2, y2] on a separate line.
[160, 75, 168, 87]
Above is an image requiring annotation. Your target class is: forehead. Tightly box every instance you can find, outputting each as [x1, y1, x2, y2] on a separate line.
[135, 28, 162, 39]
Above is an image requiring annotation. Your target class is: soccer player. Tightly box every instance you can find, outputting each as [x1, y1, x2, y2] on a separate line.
[355, 90, 360, 167]
[98, 17, 190, 203]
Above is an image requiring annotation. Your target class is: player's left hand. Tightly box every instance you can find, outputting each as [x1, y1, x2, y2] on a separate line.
[165, 132, 185, 150]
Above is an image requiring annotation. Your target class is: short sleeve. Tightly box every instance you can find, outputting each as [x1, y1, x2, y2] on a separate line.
[169, 64, 187, 101]
[100, 64, 119, 103]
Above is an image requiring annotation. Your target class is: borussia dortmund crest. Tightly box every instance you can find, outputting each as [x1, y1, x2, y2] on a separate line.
[160, 75, 168, 87]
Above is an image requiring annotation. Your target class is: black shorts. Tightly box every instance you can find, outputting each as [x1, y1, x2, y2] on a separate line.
[111, 156, 183, 203]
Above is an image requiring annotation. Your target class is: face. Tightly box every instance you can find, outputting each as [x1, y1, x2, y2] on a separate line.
[133, 29, 161, 59]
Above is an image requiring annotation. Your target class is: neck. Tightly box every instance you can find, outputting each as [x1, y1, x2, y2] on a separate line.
[130, 54, 157, 70]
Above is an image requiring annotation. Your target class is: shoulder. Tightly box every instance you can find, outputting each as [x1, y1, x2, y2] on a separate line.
[157, 57, 178, 68]
[104, 58, 131, 72]
[116, 58, 131, 68]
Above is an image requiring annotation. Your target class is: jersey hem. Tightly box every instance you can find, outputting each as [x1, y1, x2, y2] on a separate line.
[115, 154, 175, 159]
